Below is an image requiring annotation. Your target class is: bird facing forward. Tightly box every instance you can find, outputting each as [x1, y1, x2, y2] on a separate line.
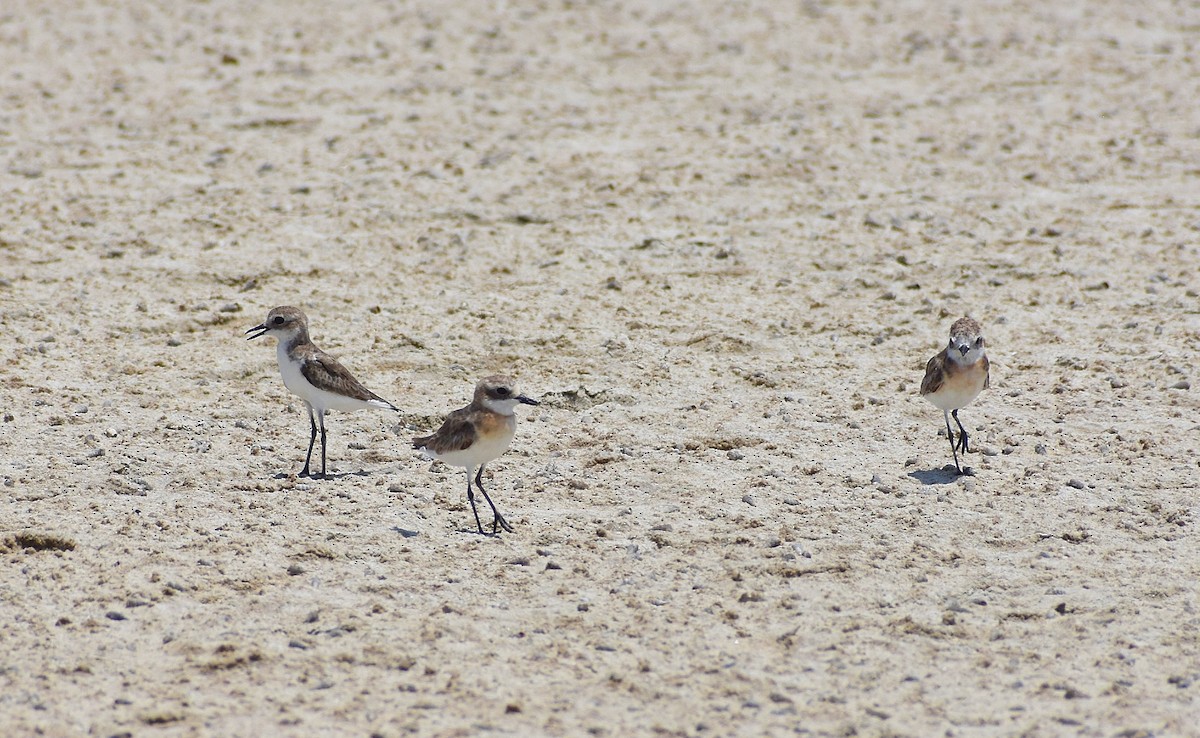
[920, 316, 990, 475]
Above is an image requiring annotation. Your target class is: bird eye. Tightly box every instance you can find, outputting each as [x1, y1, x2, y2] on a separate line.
[272, 316, 285, 325]
[975, 337, 984, 346]
[497, 387, 511, 396]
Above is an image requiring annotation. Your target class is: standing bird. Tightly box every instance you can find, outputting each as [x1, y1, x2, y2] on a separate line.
[920, 317, 990, 475]
[413, 375, 538, 535]
[247, 306, 398, 478]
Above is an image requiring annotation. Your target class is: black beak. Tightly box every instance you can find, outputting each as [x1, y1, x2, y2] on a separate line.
[517, 395, 539, 406]
[246, 323, 269, 340]
[957, 344, 970, 356]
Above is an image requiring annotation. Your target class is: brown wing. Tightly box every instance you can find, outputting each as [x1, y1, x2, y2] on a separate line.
[981, 354, 990, 390]
[920, 350, 948, 396]
[412, 407, 477, 453]
[301, 352, 393, 406]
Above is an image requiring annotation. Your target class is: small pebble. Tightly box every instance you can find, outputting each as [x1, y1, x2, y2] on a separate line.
[741, 494, 756, 506]
[1171, 380, 1190, 390]
[74, 405, 89, 414]
[845, 471, 872, 487]
[1110, 377, 1129, 389]
[981, 446, 1000, 457]
[1067, 479, 1086, 490]
[727, 449, 745, 461]
[1035, 443, 1048, 455]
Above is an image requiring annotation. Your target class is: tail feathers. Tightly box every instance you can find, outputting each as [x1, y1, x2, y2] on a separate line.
[412, 435, 432, 451]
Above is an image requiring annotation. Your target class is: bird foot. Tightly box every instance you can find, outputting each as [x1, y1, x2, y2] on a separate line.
[492, 515, 515, 535]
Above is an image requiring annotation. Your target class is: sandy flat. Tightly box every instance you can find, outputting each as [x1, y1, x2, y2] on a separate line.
[1, 1, 1198, 736]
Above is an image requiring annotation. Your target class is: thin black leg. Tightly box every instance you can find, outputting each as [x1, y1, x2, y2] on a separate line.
[944, 410, 962, 474]
[475, 465, 513, 534]
[952, 409, 969, 454]
[466, 468, 485, 535]
[317, 410, 328, 477]
[301, 405, 317, 477]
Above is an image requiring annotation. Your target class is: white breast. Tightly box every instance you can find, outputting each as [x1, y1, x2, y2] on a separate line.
[925, 382, 983, 411]
[277, 343, 310, 397]
[426, 424, 516, 470]
[924, 362, 987, 411]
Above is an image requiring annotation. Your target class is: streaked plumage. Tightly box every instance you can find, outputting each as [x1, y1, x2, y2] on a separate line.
[247, 306, 398, 477]
[414, 375, 538, 535]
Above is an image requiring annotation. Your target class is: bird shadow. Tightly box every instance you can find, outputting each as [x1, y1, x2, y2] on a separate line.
[453, 525, 504, 538]
[275, 470, 373, 481]
[907, 466, 972, 485]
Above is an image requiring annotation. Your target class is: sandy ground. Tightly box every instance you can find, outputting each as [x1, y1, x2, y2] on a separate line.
[2, 1, 1199, 736]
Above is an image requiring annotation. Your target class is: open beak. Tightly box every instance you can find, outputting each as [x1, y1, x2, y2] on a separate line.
[517, 395, 540, 406]
[246, 323, 269, 341]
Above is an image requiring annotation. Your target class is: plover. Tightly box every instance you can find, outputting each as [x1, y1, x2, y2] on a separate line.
[247, 306, 398, 478]
[920, 316, 990, 475]
[413, 375, 538, 535]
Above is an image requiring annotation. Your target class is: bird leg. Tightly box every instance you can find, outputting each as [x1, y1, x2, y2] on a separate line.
[475, 466, 514, 534]
[317, 410, 328, 477]
[952, 409, 970, 454]
[465, 468, 485, 535]
[301, 405, 317, 477]
[944, 410, 962, 475]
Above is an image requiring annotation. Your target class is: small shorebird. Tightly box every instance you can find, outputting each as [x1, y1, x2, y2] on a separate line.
[413, 375, 538, 535]
[247, 306, 398, 478]
[920, 317, 990, 475]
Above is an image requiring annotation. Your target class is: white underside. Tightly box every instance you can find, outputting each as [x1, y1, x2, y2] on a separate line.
[277, 343, 390, 414]
[419, 427, 515, 471]
[925, 383, 983, 412]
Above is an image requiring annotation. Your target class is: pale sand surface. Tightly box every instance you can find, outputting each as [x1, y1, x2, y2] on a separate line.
[2, 2, 1198, 736]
